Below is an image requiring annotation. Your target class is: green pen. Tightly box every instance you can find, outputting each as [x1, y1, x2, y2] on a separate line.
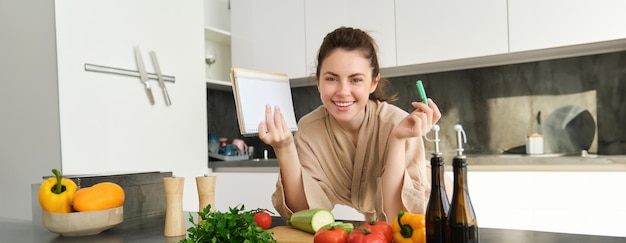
[416, 80, 428, 105]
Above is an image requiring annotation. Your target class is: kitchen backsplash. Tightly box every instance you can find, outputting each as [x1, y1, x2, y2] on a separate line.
[207, 50, 625, 156]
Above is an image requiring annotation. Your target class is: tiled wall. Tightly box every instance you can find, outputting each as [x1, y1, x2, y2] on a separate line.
[207, 50, 626, 156]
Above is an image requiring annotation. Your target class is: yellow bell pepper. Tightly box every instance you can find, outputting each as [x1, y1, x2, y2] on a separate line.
[38, 169, 77, 213]
[391, 211, 426, 243]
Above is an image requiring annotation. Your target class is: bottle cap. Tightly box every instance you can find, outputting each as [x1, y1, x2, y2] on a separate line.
[425, 124, 442, 156]
[454, 124, 467, 158]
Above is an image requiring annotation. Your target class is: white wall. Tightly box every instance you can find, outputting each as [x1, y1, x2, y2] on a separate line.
[0, 0, 63, 221]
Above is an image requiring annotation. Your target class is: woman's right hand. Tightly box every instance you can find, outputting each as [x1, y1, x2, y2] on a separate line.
[391, 99, 441, 140]
[258, 105, 294, 149]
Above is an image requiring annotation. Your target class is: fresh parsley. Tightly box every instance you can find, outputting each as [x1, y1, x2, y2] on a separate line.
[179, 204, 276, 243]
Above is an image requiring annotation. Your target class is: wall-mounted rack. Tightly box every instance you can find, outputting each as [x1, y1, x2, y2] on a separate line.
[84, 63, 176, 83]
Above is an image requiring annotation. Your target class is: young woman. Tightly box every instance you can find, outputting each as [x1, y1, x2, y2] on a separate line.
[259, 26, 441, 222]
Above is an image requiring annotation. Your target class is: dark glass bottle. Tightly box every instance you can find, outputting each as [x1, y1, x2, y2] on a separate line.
[447, 124, 479, 243]
[426, 125, 450, 243]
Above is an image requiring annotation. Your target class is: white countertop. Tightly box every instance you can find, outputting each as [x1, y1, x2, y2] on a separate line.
[208, 154, 626, 172]
[463, 154, 626, 172]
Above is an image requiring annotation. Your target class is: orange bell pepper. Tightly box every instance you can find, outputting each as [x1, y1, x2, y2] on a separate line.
[391, 211, 426, 243]
[72, 182, 125, 211]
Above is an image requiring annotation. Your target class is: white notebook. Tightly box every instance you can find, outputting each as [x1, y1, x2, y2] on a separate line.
[230, 68, 298, 137]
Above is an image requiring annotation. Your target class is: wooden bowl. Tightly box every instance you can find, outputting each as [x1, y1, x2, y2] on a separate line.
[42, 206, 123, 236]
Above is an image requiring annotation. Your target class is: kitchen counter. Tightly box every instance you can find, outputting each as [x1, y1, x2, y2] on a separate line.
[461, 154, 626, 171]
[208, 155, 626, 172]
[3, 213, 625, 243]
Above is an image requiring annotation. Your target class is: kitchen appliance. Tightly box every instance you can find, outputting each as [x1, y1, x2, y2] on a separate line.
[542, 105, 596, 154]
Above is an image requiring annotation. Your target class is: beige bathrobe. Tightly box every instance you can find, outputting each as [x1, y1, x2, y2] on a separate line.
[272, 100, 431, 222]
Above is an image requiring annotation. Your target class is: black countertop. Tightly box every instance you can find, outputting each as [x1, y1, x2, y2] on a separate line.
[2, 213, 624, 243]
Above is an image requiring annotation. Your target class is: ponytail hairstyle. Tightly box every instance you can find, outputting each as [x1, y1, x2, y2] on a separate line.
[315, 26, 398, 102]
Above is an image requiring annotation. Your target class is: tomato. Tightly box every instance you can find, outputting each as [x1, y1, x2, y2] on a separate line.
[314, 226, 349, 243]
[347, 227, 387, 243]
[361, 221, 393, 243]
[253, 211, 272, 230]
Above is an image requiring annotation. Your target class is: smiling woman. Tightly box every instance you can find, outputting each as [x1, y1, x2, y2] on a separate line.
[256, 26, 442, 224]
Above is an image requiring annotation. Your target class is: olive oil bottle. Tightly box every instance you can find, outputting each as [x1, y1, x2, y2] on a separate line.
[426, 125, 450, 243]
[447, 124, 479, 243]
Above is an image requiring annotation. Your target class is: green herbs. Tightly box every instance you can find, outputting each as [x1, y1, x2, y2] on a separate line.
[180, 204, 276, 243]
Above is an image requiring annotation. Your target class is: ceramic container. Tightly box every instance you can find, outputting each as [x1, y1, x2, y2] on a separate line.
[526, 134, 544, 155]
[42, 206, 123, 237]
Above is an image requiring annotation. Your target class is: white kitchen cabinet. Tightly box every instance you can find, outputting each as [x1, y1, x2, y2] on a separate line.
[508, 0, 626, 52]
[1, 0, 207, 220]
[204, 0, 230, 32]
[229, 0, 394, 80]
[305, 0, 396, 72]
[211, 171, 365, 221]
[211, 172, 277, 214]
[395, 0, 508, 65]
[468, 171, 626, 237]
[230, 0, 306, 79]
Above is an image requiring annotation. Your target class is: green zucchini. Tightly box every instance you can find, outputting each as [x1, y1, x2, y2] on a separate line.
[321, 221, 354, 234]
[287, 208, 335, 233]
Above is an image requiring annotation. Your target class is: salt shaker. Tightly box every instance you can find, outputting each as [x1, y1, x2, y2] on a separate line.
[163, 177, 186, 237]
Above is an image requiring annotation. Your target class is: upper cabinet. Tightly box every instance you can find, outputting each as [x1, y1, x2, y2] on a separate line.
[53, 0, 208, 176]
[508, 0, 626, 52]
[395, 0, 508, 65]
[229, 1, 626, 82]
[230, 0, 306, 79]
[305, 0, 396, 72]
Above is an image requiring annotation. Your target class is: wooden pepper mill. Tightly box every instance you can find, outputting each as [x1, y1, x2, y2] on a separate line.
[163, 177, 186, 237]
[196, 175, 216, 222]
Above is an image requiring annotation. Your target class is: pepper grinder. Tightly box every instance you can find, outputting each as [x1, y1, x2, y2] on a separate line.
[163, 177, 185, 237]
[196, 175, 216, 215]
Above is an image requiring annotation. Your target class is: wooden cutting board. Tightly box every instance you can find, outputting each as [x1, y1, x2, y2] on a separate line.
[270, 226, 314, 243]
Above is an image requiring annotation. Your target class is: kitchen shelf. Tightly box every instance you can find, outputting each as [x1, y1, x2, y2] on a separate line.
[206, 78, 232, 91]
[204, 26, 230, 44]
[204, 26, 232, 92]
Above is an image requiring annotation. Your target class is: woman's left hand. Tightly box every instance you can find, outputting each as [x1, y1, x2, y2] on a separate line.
[391, 99, 441, 140]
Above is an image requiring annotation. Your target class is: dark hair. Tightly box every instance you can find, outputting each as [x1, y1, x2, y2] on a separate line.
[315, 26, 398, 102]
